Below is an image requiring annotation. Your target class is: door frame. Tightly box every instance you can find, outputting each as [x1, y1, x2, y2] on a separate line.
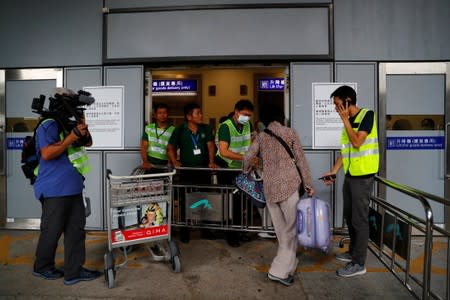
[0, 68, 62, 228]
[378, 62, 450, 225]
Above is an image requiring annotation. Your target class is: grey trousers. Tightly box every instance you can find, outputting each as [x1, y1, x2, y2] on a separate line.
[267, 191, 299, 278]
[343, 175, 375, 266]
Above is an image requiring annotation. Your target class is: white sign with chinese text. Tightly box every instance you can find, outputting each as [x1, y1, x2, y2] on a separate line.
[83, 86, 124, 149]
[312, 83, 357, 149]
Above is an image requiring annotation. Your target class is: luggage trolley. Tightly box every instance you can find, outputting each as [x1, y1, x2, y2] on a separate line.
[104, 169, 180, 288]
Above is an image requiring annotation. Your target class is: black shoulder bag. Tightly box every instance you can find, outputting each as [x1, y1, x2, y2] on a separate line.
[264, 128, 306, 197]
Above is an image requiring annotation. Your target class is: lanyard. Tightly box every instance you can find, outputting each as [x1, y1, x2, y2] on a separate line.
[190, 132, 200, 149]
[155, 126, 169, 141]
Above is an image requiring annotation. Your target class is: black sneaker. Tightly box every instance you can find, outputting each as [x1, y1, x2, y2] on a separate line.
[33, 268, 64, 280]
[336, 262, 366, 277]
[267, 273, 294, 286]
[63, 268, 102, 285]
[226, 232, 240, 247]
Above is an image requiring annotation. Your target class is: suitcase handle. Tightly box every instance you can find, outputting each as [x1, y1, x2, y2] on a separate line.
[306, 207, 312, 237]
[297, 210, 304, 233]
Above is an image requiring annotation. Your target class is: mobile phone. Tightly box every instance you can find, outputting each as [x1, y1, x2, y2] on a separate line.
[319, 174, 336, 181]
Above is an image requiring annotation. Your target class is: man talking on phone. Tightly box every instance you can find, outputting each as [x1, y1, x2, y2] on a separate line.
[321, 85, 379, 278]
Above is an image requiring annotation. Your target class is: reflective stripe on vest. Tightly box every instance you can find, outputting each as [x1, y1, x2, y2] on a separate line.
[216, 119, 251, 168]
[67, 146, 91, 175]
[34, 119, 91, 176]
[340, 108, 379, 175]
[145, 123, 175, 161]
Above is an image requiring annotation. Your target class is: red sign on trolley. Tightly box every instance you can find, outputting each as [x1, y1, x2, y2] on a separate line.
[111, 224, 168, 244]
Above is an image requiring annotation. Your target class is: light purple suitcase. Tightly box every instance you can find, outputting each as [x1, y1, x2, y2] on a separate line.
[297, 197, 331, 252]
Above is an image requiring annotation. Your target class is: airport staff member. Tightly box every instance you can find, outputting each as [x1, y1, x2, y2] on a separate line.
[321, 85, 379, 278]
[167, 103, 217, 170]
[140, 103, 175, 169]
[215, 99, 254, 247]
[216, 99, 254, 168]
[167, 103, 218, 243]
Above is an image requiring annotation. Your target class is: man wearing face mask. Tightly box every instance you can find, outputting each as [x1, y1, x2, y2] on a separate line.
[216, 99, 254, 247]
[216, 99, 254, 168]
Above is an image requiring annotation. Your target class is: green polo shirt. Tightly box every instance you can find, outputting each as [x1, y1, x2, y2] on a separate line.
[168, 122, 214, 167]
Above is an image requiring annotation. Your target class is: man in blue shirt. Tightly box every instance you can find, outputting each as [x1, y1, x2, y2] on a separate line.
[33, 89, 101, 285]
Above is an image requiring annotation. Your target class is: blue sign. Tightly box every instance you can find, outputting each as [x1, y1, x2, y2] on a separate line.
[386, 136, 444, 150]
[152, 79, 197, 92]
[258, 78, 285, 91]
[7, 137, 25, 150]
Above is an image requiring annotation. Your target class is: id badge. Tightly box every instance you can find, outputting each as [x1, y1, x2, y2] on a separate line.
[193, 148, 201, 155]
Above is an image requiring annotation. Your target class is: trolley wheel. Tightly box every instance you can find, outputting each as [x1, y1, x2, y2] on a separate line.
[106, 268, 115, 288]
[168, 240, 181, 272]
[104, 251, 116, 288]
[170, 255, 181, 273]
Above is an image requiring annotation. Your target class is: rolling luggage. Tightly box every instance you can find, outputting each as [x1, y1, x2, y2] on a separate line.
[297, 197, 331, 252]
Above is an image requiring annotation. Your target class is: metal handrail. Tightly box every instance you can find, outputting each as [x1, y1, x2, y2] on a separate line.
[374, 175, 434, 300]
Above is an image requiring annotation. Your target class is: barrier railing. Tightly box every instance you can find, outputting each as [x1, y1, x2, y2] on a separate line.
[171, 167, 274, 233]
[370, 175, 450, 300]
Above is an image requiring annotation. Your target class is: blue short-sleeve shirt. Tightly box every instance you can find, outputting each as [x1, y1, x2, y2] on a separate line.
[33, 119, 84, 200]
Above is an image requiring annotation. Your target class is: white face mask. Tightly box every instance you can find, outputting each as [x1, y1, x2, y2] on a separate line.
[237, 114, 250, 125]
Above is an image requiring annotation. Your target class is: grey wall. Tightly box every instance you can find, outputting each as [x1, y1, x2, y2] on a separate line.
[1, 0, 449, 67]
[290, 62, 333, 148]
[0, 0, 103, 68]
[106, 0, 331, 9]
[106, 7, 330, 62]
[334, 0, 450, 61]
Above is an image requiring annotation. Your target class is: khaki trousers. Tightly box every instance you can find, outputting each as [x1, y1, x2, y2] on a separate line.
[267, 191, 299, 278]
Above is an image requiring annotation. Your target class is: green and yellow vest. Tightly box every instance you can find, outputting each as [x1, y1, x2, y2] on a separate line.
[341, 109, 379, 175]
[216, 119, 251, 168]
[144, 123, 175, 161]
[34, 119, 91, 176]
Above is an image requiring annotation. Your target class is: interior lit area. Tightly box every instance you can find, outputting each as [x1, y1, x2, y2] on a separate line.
[145, 65, 287, 130]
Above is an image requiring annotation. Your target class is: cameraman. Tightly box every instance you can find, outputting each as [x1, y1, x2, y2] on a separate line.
[32, 88, 101, 285]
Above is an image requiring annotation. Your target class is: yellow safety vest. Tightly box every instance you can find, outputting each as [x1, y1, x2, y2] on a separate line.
[216, 119, 251, 168]
[341, 108, 379, 176]
[34, 119, 91, 176]
[144, 123, 175, 161]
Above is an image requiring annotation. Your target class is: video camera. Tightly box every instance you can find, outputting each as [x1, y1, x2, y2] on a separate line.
[32, 89, 95, 147]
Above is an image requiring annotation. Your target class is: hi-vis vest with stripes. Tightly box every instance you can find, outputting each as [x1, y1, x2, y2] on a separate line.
[341, 108, 379, 176]
[144, 123, 175, 161]
[216, 119, 251, 168]
[34, 119, 91, 176]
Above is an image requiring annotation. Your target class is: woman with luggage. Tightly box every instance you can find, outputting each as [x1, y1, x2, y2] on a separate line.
[242, 105, 315, 286]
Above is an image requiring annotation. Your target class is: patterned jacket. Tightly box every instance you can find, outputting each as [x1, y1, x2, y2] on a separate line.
[243, 121, 313, 203]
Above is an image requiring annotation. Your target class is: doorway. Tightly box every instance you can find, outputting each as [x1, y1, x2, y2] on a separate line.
[145, 65, 288, 131]
[379, 62, 450, 225]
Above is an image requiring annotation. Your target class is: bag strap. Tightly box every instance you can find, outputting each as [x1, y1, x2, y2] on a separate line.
[263, 128, 305, 184]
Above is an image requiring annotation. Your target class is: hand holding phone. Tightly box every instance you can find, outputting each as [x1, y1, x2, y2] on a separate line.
[319, 174, 336, 181]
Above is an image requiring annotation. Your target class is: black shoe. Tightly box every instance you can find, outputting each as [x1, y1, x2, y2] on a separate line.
[33, 268, 64, 280]
[63, 268, 102, 285]
[179, 228, 191, 243]
[226, 232, 240, 247]
[267, 273, 294, 286]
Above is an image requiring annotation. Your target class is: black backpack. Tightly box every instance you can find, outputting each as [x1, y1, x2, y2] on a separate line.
[21, 118, 62, 184]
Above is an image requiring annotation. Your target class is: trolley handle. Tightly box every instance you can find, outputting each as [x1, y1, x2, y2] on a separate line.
[107, 169, 176, 180]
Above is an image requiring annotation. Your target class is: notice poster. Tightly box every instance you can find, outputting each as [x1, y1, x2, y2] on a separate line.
[83, 86, 124, 149]
[312, 83, 357, 149]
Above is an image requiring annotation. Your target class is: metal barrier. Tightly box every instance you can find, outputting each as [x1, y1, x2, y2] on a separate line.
[370, 175, 450, 300]
[171, 167, 273, 233]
